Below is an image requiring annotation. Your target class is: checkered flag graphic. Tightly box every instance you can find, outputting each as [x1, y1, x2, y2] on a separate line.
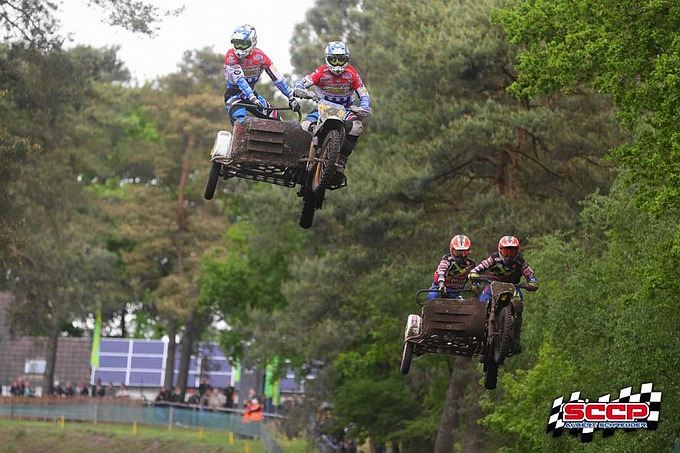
[546, 383, 661, 443]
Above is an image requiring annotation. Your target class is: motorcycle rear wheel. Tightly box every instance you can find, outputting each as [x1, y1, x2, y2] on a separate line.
[483, 356, 498, 390]
[299, 193, 316, 229]
[204, 162, 221, 200]
[311, 130, 342, 193]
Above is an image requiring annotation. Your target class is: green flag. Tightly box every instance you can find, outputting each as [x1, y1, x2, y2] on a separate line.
[264, 356, 280, 405]
[90, 308, 102, 368]
[232, 360, 240, 384]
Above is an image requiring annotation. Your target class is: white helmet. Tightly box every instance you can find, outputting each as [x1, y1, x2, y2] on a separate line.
[498, 235, 520, 264]
[325, 41, 350, 75]
[231, 24, 257, 59]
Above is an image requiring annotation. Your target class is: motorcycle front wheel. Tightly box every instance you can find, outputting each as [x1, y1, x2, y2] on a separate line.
[493, 305, 514, 365]
[311, 129, 342, 193]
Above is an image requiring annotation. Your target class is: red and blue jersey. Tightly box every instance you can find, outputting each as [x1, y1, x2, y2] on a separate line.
[434, 255, 477, 290]
[224, 48, 292, 99]
[471, 253, 537, 284]
[297, 65, 370, 108]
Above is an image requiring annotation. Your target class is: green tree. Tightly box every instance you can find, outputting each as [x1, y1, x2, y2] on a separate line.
[495, 0, 680, 214]
[275, 0, 623, 449]
[0, 44, 129, 393]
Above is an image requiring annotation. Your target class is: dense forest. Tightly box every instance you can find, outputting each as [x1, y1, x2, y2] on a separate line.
[1, 0, 679, 452]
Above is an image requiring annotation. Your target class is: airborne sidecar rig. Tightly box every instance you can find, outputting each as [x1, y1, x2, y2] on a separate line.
[399, 289, 487, 375]
[204, 103, 350, 229]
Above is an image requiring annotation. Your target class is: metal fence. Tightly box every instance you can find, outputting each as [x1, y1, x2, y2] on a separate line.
[0, 397, 270, 441]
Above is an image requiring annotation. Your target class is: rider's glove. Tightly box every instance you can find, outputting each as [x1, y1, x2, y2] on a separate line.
[467, 272, 479, 280]
[525, 281, 538, 291]
[357, 106, 372, 117]
[471, 284, 480, 297]
[437, 281, 446, 292]
[248, 93, 264, 109]
[288, 97, 300, 112]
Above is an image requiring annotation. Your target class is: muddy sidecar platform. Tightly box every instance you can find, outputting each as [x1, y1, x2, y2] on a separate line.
[412, 297, 488, 358]
[215, 117, 312, 187]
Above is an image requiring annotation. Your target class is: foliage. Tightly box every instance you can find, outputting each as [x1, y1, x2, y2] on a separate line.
[495, 0, 680, 214]
[2, 0, 679, 450]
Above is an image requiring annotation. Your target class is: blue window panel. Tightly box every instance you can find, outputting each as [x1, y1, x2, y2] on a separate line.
[100, 339, 130, 353]
[100, 356, 128, 368]
[132, 341, 164, 354]
[131, 356, 163, 369]
[280, 378, 301, 392]
[201, 344, 225, 358]
[206, 374, 229, 388]
[203, 358, 230, 372]
[95, 370, 127, 385]
[129, 371, 163, 386]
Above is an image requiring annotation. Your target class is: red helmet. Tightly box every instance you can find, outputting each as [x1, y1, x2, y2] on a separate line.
[449, 234, 471, 258]
[498, 235, 520, 263]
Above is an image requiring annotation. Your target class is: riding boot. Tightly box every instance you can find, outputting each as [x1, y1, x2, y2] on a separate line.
[340, 137, 355, 157]
[331, 153, 348, 186]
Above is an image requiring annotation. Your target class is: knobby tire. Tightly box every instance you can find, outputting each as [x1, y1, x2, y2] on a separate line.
[311, 129, 342, 193]
[493, 305, 514, 366]
[204, 162, 221, 200]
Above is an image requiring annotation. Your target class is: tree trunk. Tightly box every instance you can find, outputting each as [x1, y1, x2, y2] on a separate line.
[176, 133, 192, 233]
[177, 308, 196, 399]
[464, 384, 484, 453]
[163, 320, 177, 388]
[434, 357, 466, 453]
[119, 303, 128, 338]
[42, 323, 60, 397]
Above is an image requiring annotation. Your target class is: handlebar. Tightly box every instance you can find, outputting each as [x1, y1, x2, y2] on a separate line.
[469, 274, 538, 291]
[293, 88, 371, 118]
[414, 287, 478, 306]
[229, 102, 302, 121]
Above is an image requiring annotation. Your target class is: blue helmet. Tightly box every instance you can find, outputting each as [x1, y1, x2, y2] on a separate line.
[325, 41, 350, 75]
[231, 24, 257, 58]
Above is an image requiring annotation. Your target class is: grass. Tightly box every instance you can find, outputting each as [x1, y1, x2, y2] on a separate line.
[0, 417, 312, 453]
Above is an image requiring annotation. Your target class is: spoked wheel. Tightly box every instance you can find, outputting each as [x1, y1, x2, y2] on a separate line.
[493, 306, 514, 366]
[311, 130, 342, 193]
[483, 356, 498, 390]
[299, 193, 316, 229]
[400, 342, 414, 375]
[204, 162, 221, 200]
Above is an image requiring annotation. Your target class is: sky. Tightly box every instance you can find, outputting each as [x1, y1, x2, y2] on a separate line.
[56, 0, 317, 83]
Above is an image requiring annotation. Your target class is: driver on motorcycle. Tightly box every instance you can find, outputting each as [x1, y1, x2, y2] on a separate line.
[428, 234, 477, 301]
[224, 24, 299, 125]
[293, 41, 372, 182]
[468, 235, 538, 352]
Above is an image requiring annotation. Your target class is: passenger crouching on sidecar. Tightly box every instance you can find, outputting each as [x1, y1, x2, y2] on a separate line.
[427, 234, 478, 301]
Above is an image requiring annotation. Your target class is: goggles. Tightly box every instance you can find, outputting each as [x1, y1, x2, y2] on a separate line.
[499, 247, 519, 258]
[451, 249, 469, 257]
[327, 55, 349, 66]
[232, 39, 252, 50]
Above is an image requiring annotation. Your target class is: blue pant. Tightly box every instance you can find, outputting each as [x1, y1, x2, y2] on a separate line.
[427, 285, 464, 301]
[226, 94, 277, 125]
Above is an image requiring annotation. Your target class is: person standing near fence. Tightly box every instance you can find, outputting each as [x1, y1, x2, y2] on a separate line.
[242, 398, 263, 422]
